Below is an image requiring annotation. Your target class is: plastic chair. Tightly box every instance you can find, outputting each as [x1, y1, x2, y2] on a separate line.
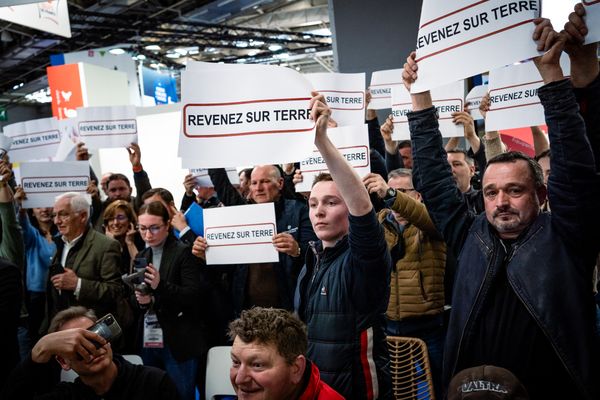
[60, 354, 143, 382]
[205, 346, 236, 400]
[386, 336, 435, 400]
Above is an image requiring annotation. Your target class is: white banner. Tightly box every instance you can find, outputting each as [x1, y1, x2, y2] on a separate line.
[486, 56, 570, 131]
[466, 84, 488, 120]
[305, 73, 365, 126]
[188, 167, 239, 187]
[296, 124, 370, 192]
[20, 161, 90, 208]
[0, 134, 12, 158]
[368, 69, 403, 110]
[76, 105, 138, 149]
[179, 64, 315, 167]
[203, 203, 278, 265]
[392, 80, 465, 140]
[584, 1, 600, 44]
[412, 0, 541, 93]
[3, 117, 62, 162]
[0, 0, 71, 38]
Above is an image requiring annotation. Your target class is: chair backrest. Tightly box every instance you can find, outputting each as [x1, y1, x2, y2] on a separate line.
[60, 354, 144, 382]
[205, 346, 236, 400]
[386, 336, 435, 400]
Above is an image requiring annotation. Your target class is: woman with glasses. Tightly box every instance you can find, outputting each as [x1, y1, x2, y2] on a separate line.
[13, 187, 58, 344]
[133, 201, 208, 400]
[102, 200, 144, 275]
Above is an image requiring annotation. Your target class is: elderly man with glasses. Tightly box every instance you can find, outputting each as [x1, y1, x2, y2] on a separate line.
[47, 192, 122, 328]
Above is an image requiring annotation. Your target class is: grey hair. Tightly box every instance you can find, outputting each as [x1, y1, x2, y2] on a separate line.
[48, 306, 97, 333]
[55, 192, 91, 217]
[388, 168, 413, 180]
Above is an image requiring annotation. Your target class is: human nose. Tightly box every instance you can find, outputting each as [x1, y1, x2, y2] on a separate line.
[495, 191, 509, 208]
[234, 364, 250, 384]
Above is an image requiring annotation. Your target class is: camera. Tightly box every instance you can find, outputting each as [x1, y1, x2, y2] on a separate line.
[87, 314, 122, 348]
[122, 258, 151, 295]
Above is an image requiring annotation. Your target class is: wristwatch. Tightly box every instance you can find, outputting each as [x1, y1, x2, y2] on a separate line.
[384, 187, 396, 201]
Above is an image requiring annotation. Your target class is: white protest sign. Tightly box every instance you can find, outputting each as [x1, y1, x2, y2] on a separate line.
[486, 56, 570, 131]
[188, 167, 239, 187]
[368, 69, 403, 110]
[305, 73, 365, 126]
[392, 80, 465, 140]
[296, 124, 370, 192]
[3, 117, 62, 162]
[583, 1, 600, 44]
[0, 134, 12, 158]
[76, 106, 138, 149]
[203, 203, 278, 265]
[412, 0, 541, 93]
[20, 161, 90, 208]
[0, 0, 71, 38]
[466, 84, 488, 120]
[179, 64, 315, 167]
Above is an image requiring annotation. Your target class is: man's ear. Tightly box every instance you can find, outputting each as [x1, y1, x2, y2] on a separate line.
[277, 177, 284, 190]
[290, 355, 307, 385]
[536, 184, 548, 207]
[55, 355, 71, 371]
[469, 165, 476, 176]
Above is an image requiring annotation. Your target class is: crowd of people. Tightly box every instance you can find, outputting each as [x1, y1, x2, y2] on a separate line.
[0, 4, 599, 400]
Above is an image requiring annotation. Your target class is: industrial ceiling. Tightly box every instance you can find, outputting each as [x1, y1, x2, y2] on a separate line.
[0, 0, 333, 106]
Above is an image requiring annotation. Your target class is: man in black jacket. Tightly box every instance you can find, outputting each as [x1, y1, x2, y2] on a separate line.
[207, 164, 316, 314]
[295, 91, 392, 399]
[2, 306, 179, 399]
[402, 18, 600, 399]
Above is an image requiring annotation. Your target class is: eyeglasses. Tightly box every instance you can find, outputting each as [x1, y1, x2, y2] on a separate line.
[137, 224, 165, 235]
[396, 188, 416, 193]
[51, 211, 76, 221]
[106, 214, 128, 223]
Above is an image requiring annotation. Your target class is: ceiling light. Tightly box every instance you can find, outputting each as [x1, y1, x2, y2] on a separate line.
[247, 50, 259, 57]
[275, 52, 289, 59]
[175, 48, 188, 55]
[149, 63, 159, 68]
[136, 54, 146, 60]
[205, 47, 217, 53]
[236, 58, 247, 63]
[166, 53, 180, 59]
[268, 44, 282, 51]
[145, 44, 161, 51]
[235, 41, 248, 48]
[109, 48, 126, 55]
[253, 40, 264, 46]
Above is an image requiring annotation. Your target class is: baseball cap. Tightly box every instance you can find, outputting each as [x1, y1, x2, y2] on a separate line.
[448, 365, 529, 400]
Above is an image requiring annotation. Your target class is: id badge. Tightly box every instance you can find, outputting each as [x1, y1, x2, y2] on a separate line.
[143, 311, 164, 348]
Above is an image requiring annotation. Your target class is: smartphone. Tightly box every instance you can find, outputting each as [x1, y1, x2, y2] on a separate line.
[49, 263, 64, 276]
[87, 314, 122, 347]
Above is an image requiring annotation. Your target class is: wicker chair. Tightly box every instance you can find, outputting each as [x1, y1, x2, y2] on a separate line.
[386, 336, 435, 400]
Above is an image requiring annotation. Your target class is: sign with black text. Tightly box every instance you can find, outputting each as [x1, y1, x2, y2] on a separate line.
[20, 161, 90, 208]
[203, 203, 278, 265]
[412, 0, 541, 93]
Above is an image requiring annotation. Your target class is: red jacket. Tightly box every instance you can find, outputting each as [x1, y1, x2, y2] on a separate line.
[299, 362, 345, 400]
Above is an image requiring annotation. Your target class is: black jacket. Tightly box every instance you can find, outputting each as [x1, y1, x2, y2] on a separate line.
[408, 80, 600, 399]
[295, 210, 392, 399]
[1, 354, 180, 399]
[135, 235, 209, 362]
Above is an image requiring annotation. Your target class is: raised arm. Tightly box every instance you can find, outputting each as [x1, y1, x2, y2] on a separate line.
[403, 52, 473, 254]
[533, 20, 600, 257]
[310, 91, 372, 216]
[208, 168, 247, 206]
[564, 3, 600, 171]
